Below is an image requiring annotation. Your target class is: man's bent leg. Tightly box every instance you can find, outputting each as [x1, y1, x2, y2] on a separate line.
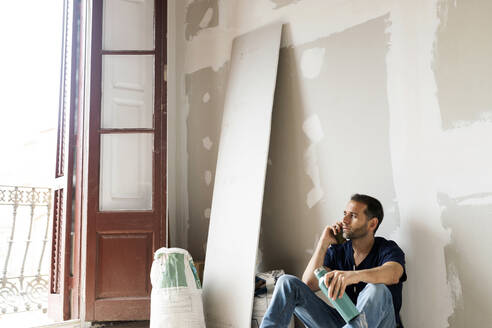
[344, 283, 396, 328]
[260, 275, 345, 328]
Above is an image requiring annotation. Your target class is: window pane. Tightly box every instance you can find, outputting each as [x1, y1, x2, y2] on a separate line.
[100, 133, 153, 211]
[101, 55, 154, 129]
[103, 0, 154, 51]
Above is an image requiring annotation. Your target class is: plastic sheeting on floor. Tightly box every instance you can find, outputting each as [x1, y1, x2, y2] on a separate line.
[150, 248, 205, 328]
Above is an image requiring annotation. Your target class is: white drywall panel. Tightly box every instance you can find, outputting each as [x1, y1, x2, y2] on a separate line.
[202, 23, 282, 328]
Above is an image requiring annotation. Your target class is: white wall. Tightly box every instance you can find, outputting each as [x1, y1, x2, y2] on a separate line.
[168, 0, 492, 327]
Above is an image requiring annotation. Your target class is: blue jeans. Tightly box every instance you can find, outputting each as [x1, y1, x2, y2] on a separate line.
[260, 275, 396, 328]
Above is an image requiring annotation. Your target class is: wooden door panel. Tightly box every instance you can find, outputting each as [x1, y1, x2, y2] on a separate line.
[85, 0, 166, 321]
[50, 188, 64, 296]
[49, 0, 80, 321]
[95, 212, 160, 229]
[95, 214, 157, 231]
[96, 233, 152, 298]
[94, 298, 150, 321]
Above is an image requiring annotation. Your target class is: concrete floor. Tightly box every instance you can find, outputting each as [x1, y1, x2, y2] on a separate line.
[90, 322, 149, 328]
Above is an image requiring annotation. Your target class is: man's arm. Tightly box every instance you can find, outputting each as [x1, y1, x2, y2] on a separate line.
[325, 261, 404, 299]
[302, 223, 343, 291]
[356, 261, 404, 285]
[301, 241, 329, 291]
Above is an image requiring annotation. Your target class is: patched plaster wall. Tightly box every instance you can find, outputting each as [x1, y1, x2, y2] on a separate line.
[260, 14, 399, 276]
[167, 0, 492, 327]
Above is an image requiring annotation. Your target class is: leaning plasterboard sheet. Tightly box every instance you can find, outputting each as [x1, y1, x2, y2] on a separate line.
[202, 23, 283, 328]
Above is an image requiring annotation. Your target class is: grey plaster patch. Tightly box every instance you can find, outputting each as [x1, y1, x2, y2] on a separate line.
[185, 63, 229, 260]
[438, 192, 492, 327]
[270, 0, 302, 9]
[304, 14, 400, 238]
[185, 0, 219, 40]
[259, 15, 399, 277]
[434, 0, 492, 129]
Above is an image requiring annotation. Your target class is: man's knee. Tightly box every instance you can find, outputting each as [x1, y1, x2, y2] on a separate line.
[274, 274, 305, 294]
[276, 274, 301, 288]
[362, 283, 392, 301]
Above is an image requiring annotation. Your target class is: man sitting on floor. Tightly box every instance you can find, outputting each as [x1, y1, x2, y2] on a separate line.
[260, 194, 407, 328]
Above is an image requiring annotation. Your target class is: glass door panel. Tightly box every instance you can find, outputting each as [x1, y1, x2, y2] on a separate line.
[99, 133, 153, 211]
[103, 0, 154, 51]
[101, 55, 154, 129]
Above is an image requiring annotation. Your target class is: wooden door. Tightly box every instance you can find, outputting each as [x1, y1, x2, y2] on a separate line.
[85, 0, 166, 321]
[48, 0, 80, 321]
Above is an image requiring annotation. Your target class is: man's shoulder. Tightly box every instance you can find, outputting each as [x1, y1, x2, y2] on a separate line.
[374, 237, 406, 260]
[375, 237, 404, 251]
[328, 240, 351, 254]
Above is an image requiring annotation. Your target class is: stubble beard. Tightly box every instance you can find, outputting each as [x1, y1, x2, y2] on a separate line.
[343, 225, 369, 240]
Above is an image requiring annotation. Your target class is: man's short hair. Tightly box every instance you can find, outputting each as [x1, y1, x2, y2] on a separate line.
[350, 194, 384, 233]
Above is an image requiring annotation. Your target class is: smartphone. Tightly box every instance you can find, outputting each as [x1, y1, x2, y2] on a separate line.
[335, 229, 346, 244]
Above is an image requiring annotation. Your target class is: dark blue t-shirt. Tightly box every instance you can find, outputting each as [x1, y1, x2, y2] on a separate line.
[323, 237, 407, 327]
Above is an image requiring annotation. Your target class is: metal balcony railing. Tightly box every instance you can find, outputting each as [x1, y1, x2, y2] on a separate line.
[0, 186, 52, 315]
